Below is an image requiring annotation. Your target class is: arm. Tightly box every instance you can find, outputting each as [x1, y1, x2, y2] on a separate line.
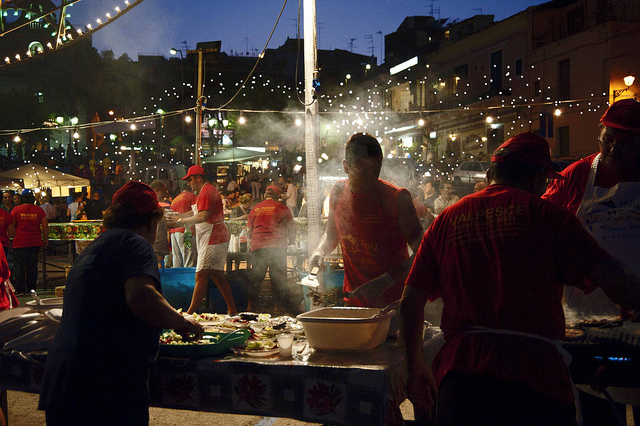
[7, 222, 14, 239]
[588, 256, 640, 311]
[400, 285, 437, 415]
[169, 210, 208, 229]
[309, 207, 340, 270]
[125, 274, 204, 340]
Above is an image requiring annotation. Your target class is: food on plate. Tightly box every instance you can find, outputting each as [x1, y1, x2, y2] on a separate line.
[243, 339, 277, 351]
[222, 317, 250, 329]
[239, 312, 258, 321]
[159, 330, 219, 345]
[191, 312, 227, 322]
[564, 328, 585, 341]
[260, 316, 303, 334]
[573, 318, 619, 328]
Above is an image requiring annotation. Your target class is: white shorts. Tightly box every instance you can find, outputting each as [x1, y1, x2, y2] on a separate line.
[195, 241, 229, 272]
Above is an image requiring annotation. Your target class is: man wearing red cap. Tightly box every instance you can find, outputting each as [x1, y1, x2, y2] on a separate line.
[40, 181, 203, 425]
[170, 165, 237, 315]
[400, 131, 640, 424]
[543, 99, 640, 424]
[247, 184, 297, 313]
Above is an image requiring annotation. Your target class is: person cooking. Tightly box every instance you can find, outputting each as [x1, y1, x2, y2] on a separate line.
[309, 132, 423, 307]
[399, 131, 640, 425]
[39, 181, 203, 425]
[167, 165, 238, 315]
[543, 98, 640, 425]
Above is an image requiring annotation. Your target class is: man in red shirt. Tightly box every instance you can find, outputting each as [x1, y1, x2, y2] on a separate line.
[247, 185, 296, 313]
[0, 207, 15, 275]
[169, 165, 237, 315]
[169, 188, 197, 268]
[400, 132, 640, 425]
[309, 132, 423, 307]
[543, 98, 640, 425]
[11, 191, 48, 294]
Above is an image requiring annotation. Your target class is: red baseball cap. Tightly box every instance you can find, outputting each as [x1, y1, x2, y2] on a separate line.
[182, 164, 206, 180]
[266, 185, 281, 194]
[600, 99, 640, 131]
[112, 181, 160, 213]
[491, 131, 565, 180]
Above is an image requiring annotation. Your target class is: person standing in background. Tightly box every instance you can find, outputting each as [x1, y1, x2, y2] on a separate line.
[433, 181, 459, 214]
[150, 181, 170, 267]
[2, 191, 14, 212]
[11, 191, 47, 294]
[12, 193, 21, 208]
[40, 195, 58, 222]
[168, 165, 238, 315]
[68, 194, 83, 221]
[169, 187, 197, 268]
[247, 185, 297, 313]
[281, 177, 298, 216]
[0, 207, 15, 276]
[84, 192, 106, 220]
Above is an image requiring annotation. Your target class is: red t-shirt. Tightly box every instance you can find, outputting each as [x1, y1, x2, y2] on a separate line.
[248, 199, 294, 250]
[333, 179, 409, 307]
[12, 204, 46, 248]
[542, 153, 625, 214]
[169, 191, 196, 234]
[196, 183, 229, 245]
[0, 209, 14, 248]
[406, 185, 609, 402]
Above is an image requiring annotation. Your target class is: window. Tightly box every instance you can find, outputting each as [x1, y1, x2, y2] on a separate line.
[490, 50, 503, 95]
[515, 58, 523, 76]
[558, 59, 570, 100]
[534, 81, 541, 96]
[567, 7, 585, 36]
[557, 126, 570, 156]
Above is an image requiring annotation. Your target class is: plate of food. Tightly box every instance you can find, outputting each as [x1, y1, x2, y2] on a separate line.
[259, 316, 304, 336]
[159, 329, 249, 357]
[564, 328, 585, 341]
[222, 316, 251, 329]
[188, 312, 229, 326]
[234, 339, 279, 357]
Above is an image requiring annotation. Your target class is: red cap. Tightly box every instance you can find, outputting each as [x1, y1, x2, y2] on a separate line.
[266, 185, 281, 194]
[112, 181, 160, 213]
[491, 131, 565, 180]
[600, 99, 640, 131]
[182, 164, 206, 180]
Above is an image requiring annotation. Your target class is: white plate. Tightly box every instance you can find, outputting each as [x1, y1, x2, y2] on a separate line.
[234, 348, 279, 357]
[260, 327, 304, 337]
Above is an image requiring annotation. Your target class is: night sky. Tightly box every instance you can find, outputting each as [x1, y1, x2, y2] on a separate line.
[68, 0, 549, 61]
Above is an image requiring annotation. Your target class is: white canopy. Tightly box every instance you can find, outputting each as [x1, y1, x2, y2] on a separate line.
[0, 163, 90, 197]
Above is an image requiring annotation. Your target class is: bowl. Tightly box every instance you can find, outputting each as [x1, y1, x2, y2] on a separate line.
[296, 307, 395, 352]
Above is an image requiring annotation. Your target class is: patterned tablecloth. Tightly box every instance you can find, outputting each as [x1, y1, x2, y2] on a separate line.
[0, 335, 444, 425]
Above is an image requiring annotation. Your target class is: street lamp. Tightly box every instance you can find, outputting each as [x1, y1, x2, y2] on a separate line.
[345, 73, 351, 88]
[613, 73, 636, 101]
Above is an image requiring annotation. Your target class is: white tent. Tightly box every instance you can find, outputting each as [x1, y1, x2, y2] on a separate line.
[0, 163, 90, 197]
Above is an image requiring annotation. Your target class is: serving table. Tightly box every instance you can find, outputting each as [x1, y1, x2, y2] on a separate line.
[0, 332, 444, 425]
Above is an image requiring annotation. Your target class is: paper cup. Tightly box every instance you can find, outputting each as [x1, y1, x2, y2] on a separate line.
[277, 332, 294, 357]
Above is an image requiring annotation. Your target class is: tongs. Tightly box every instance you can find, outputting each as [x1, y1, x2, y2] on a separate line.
[299, 266, 320, 287]
[373, 300, 400, 318]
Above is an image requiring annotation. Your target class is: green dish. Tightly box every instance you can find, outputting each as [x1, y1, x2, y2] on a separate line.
[159, 329, 250, 357]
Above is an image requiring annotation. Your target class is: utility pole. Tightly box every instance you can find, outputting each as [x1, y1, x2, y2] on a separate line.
[303, 0, 321, 279]
[196, 48, 204, 165]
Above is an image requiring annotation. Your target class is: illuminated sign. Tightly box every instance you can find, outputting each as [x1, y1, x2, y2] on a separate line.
[390, 56, 418, 75]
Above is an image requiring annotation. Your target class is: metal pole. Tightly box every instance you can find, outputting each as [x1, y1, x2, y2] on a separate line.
[303, 0, 321, 262]
[196, 48, 204, 166]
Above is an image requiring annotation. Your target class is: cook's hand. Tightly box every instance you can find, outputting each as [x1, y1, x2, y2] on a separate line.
[175, 317, 204, 342]
[166, 219, 180, 229]
[406, 360, 437, 416]
[309, 250, 325, 272]
[347, 273, 395, 299]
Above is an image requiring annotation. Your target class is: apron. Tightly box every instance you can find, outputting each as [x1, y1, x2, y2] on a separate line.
[566, 153, 640, 316]
[191, 201, 225, 272]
